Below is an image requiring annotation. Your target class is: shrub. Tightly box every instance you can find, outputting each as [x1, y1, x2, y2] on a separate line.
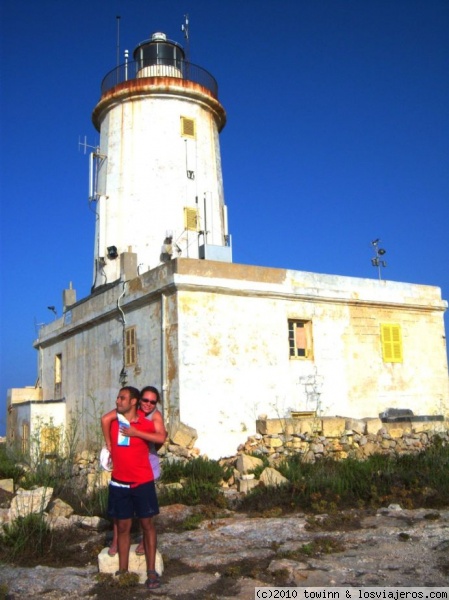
[0, 444, 24, 482]
[161, 456, 231, 485]
[158, 480, 226, 508]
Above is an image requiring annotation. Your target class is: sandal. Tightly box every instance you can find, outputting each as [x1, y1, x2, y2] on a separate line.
[145, 569, 160, 589]
[135, 541, 145, 556]
[115, 569, 128, 576]
[108, 545, 118, 557]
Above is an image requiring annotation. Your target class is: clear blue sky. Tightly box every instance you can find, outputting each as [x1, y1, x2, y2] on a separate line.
[1, 1, 448, 436]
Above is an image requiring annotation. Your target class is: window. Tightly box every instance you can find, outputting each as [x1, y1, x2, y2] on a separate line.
[125, 326, 137, 366]
[41, 426, 61, 456]
[180, 116, 196, 138]
[54, 354, 62, 399]
[184, 207, 198, 231]
[22, 422, 29, 454]
[380, 323, 403, 363]
[288, 320, 313, 359]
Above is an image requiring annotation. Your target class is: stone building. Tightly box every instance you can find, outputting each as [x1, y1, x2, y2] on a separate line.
[6, 31, 448, 459]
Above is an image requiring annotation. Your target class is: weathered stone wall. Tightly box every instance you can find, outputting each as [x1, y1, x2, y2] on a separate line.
[240, 416, 449, 462]
[72, 417, 449, 494]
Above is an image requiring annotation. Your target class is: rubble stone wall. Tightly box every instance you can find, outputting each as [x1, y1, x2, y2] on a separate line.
[240, 416, 449, 462]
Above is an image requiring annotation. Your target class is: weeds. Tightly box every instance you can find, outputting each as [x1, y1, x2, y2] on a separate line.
[0, 444, 24, 482]
[158, 457, 232, 507]
[181, 513, 204, 530]
[159, 480, 226, 508]
[0, 513, 51, 563]
[161, 456, 232, 485]
[278, 536, 345, 559]
[239, 438, 449, 513]
[95, 572, 140, 588]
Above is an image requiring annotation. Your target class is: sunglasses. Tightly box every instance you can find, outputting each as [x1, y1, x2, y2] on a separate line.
[141, 398, 157, 404]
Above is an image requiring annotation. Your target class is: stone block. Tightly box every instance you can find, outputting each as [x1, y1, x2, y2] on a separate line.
[47, 498, 74, 518]
[300, 419, 322, 435]
[9, 486, 53, 520]
[0, 479, 14, 494]
[237, 477, 259, 493]
[267, 437, 283, 448]
[169, 422, 198, 448]
[310, 443, 324, 454]
[345, 418, 366, 435]
[259, 467, 288, 487]
[98, 545, 164, 583]
[45, 514, 73, 529]
[235, 453, 263, 474]
[257, 419, 285, 435]
[335, 451, 348, 460]
[389, 428, 408, 439]
[413, 421, 447, 434]
[361, 442, 377, 456]
[327, 441, 343, 452]
[364, 418, 383, 435]
[321, 417, 346, 437]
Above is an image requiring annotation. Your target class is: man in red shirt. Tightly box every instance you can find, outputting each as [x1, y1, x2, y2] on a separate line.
[106, 386, 166, 589]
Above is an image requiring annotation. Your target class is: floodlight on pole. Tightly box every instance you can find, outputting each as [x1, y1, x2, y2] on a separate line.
[371, 239, 387, 280]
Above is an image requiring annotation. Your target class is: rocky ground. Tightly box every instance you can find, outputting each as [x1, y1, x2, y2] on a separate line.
[0, 503, 448, 599]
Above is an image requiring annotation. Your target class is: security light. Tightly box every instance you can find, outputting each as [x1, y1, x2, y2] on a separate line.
[107, 246, 118, 259]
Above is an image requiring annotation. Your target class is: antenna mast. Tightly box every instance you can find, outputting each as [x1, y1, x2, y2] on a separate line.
[116, 15, 121, 68]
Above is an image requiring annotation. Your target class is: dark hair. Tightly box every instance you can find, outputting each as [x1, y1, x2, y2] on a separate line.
[120, 386, 140, 401]
[140, 385, 161, 404]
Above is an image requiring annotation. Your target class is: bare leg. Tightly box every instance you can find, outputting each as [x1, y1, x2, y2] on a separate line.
[135, 538, 145, 555]
[116, 517, 132, 572]
[108, 519, 118, 556]
[135, 523, 144, 554]
[140, 516, 156, 571]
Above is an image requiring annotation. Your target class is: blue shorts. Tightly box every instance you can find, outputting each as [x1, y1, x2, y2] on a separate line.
[107, 480, 159, 520]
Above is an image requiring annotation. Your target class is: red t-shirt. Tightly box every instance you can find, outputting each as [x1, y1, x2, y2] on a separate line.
[110, 412, 155, 486]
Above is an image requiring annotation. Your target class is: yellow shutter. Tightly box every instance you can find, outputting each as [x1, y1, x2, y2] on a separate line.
[181, 117, 196, 138]
[41, 426, 60, 455]
[381, 324, 403, 363]
[125, 327, 137, 366]
[184, 207, 198, 231]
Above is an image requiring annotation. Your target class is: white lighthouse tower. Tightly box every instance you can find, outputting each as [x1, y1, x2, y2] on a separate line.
[90, 31, 231, 290]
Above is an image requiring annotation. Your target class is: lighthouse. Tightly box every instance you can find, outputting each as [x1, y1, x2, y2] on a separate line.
[7, 25, 448, 461]
[91, 32, 231, 290]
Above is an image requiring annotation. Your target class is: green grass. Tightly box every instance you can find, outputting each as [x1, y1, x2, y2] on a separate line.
[239, 436, 449, 513]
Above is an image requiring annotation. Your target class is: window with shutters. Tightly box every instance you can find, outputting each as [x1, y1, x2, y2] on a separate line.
[184, 207, 198, 231]
[380, 323, 403, 363]
[288, 320, 313, 359]
[54, 354, 62, 399]
[125, 326, 137, 367]
[22, 422, 30, 454]
[180, 116, 196, 139]
[41, 425, 61, 456]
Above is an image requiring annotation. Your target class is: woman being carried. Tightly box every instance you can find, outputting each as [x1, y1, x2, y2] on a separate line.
[101, 385, 166, 557]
